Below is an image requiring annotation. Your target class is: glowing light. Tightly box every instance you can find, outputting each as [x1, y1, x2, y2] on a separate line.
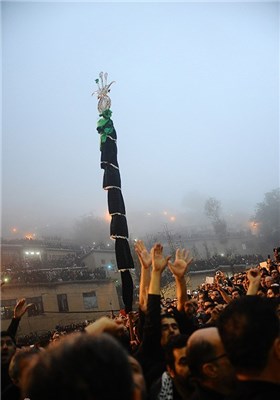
[170, 216, 176, 222]
[25, 234, 33, 240]
[11, 227, 17, 233]
[250, 221, 260, 235]
[104, 211, 111, 223]
[108, 265, 112, 269]
[36, 252, 40, 255]
[4, 277, 9, 283]
[25, 251, 29, 255]
[220, 253, 224, 257]
[163, 211, 168, 215]
[107, 243, 110, 247]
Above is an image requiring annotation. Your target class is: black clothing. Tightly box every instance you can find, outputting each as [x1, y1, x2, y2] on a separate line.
[135, 294, 166, 389]
[149, 375, 185, 400]
[1, 318, 20, 395]
[189, 384, 228, 400]
[1, 383, 20, 400]
[229, 380, 280, 400]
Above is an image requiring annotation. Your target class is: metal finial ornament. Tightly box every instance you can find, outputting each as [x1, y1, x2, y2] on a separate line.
[92, 72, 115, 113]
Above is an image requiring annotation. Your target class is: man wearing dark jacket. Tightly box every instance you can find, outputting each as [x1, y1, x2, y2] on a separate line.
[217, 296, 280, 399]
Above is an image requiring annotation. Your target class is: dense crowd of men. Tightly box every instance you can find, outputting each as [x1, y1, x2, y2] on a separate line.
[1, 242, 280, 400]
[1, 266, 107, 284]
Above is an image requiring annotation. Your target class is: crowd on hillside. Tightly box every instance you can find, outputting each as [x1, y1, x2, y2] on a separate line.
[1, 242, 280, 400]
[0, 266, 108, 284]
[1, 251, 264, 286]
[189, 253, 264, 271]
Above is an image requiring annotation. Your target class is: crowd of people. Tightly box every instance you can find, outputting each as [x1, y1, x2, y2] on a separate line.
[189, 253, 264, 271]
[1, 266, 107, 284]
[1, 242, 280, 400]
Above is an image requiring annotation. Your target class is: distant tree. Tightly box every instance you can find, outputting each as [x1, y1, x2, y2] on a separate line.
[72, 215, 109, 246]
[204, 197, 228, 243]
[205, 198, 221, 222]
[191, 244, 200, 259]
[252, 188, 280, 249]
[202, 241, 211, 259]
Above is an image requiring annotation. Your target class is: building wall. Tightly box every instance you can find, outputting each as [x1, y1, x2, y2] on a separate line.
[82, 249, 117, 271]
[1, 280, 120, 335]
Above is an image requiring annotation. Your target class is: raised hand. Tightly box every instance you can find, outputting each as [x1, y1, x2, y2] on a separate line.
[13, 298, 33, 319]
[247, 268, 261, 286]
[168, 248, 193, 279]
[135, 240, 152, 269]
[85, 316, 126, 337]
[151, 243, 170, 273]
[246, 268, 261, 295]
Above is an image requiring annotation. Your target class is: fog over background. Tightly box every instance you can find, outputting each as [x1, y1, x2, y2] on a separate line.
[2, 1, 279, 241]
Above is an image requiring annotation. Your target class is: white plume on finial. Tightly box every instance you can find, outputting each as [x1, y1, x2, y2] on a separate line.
[92, 72, 115, 113]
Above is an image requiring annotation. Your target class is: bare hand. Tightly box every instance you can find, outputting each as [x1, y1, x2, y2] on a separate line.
[151, 243, 170, 273]
[85, 316, 126, 337]
[14, 298, 33, 319]
[135, 240, 152, 269]
[247, 268, 261, 286]
[168, 248, 193, 279]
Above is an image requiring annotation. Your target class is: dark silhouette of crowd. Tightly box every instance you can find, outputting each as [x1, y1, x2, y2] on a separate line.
[1, 243, 280, 400]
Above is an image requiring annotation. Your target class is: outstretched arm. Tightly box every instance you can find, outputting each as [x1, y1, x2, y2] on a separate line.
[214, 276, 231, 304]
[7, 298, 33, 338]
[149, 243, 170, 295]
[135, 240, 152, 312]
[168, 248, 193, 311]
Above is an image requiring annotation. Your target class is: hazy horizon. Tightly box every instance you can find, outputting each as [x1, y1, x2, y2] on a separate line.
[2, 1, 279, 241]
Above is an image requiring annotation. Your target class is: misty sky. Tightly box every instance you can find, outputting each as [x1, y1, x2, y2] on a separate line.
[1, 0, 279, 239]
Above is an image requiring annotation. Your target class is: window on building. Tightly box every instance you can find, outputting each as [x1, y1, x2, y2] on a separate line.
[57, 294, 69, 312]
[1, 299, 17, 320]
[25, 296, 44, 316]
[83, 291, 98, 310]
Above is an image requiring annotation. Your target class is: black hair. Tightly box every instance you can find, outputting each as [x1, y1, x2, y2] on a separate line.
[22, 333, 134, 400]
[164, 334, 189, 371]
[218, 296, 279, 374]
[1, 331, 16, 345]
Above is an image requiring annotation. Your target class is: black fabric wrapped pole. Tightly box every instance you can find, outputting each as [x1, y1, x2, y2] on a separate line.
[93, 72, 134, 313]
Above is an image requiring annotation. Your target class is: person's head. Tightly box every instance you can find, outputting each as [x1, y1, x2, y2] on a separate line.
[266, 285, 280, 298]
[204, 301, 216, 315]
[231, 289, 241, 300]
[197, 299, 204, 310]
[164, 334, 189, 381]
[271, 270, 279, 281]
[1, 331, 16, 366]
[9, 347, 41, 388]
[208, 291, 219, 301]
[186, 327, 235, 395]
[264, 276, 273, 288]
[128, 355, 146, 400]
[184, 301, 197, 316]
[160, 314, 180, 347]
[164, 334, 194, 397]
[218, 296, 280, 379]
[22, 333, 135, 400]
